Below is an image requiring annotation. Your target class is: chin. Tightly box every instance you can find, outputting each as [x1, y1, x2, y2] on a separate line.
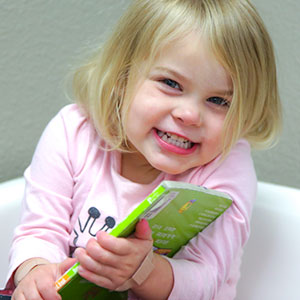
[150, 161, 188, 175]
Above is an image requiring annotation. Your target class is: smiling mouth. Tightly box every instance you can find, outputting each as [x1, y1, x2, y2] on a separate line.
[156, 129, 195, 150]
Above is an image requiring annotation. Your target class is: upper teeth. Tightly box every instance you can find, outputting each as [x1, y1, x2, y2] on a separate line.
[157, 130, 194, 149]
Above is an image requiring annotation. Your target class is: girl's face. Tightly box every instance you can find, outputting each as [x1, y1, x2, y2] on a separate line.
[124, 33, 233, 176]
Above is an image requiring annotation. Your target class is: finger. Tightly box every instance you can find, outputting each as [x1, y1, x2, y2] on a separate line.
[34, 267, 61, 300]
[13, 264, 61, 300]
[12, 290, 26, 300]
[17, 279, 43, 300]
[96, 227, 153, 259]
[134, 219, 152, 240]
[17, 294, 26, 300]
[86, 239, 122, 266]
[96, 232, 130, 255]
[74, 248, 120, 287]
[75, 247, 117, 274]
[75, 246, 135, 289]
[77, 265, 116, 290]
[58, 257, 77, 276]
[12, 293, 26, 300]
[38, 278, 61, 300]
[75, 247, 102, 272]
[76, 239, 118, 264]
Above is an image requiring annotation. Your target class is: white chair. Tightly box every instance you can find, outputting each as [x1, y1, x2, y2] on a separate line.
[0, 178, 299, 298]
[236, 182, 300, 300]
[0, 178, 24, 288]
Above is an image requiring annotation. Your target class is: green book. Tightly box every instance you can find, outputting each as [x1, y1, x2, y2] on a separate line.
[55, 180, 232, 299]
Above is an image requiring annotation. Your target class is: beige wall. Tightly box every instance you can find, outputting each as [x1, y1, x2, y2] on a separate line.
[251, 0, 300, 188]
[1, 0, 299, 188]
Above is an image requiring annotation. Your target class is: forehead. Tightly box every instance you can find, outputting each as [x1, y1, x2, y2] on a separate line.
[150, 33, 233, 93]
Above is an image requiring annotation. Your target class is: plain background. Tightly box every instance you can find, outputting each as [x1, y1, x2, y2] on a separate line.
[0, 0, 299, 189]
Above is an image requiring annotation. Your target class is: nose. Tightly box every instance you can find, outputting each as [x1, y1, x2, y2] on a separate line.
[172, 99, 202, 127]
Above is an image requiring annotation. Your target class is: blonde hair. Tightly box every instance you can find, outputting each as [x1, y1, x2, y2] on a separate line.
[73, 0, 282, 155]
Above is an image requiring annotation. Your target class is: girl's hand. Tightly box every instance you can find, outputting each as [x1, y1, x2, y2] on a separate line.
[12, 257, 76, 300]
[74, 219, 153, 291]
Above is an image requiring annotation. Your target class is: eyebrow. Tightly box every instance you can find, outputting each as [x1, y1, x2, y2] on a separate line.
[154, 66, 191, 83]
[154, 66, 233, 97]
[214, 89, 233, 97]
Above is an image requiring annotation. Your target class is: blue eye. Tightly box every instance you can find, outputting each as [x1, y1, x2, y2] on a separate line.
[161, 78, 181, 90]
[207, 97, 230, 108]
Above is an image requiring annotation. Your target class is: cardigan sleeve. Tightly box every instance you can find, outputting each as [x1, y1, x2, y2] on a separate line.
[165, 140, 257, 300]
[6, 104, 91, 285]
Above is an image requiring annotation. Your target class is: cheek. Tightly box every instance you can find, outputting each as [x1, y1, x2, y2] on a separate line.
[204, 114, 226, 142]
[129, 94, 165, 125]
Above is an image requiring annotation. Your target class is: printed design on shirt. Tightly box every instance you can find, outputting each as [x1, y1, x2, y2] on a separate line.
[73, 206, 116, 247]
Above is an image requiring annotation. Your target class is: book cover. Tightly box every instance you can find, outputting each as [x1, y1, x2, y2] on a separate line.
[56, 181, 232, 299]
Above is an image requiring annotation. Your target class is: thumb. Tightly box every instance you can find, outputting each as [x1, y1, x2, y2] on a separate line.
[58, 257, 77, 276]
[134, 219, 152, 240]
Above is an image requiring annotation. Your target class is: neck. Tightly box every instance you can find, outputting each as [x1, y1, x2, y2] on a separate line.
[121, 152, 161, 184]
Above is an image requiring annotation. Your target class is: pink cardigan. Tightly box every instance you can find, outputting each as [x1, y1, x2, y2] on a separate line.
[7, 104, 257, 299]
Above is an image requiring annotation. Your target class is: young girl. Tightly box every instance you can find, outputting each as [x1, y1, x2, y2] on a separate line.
[7, 0, 281, 299]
